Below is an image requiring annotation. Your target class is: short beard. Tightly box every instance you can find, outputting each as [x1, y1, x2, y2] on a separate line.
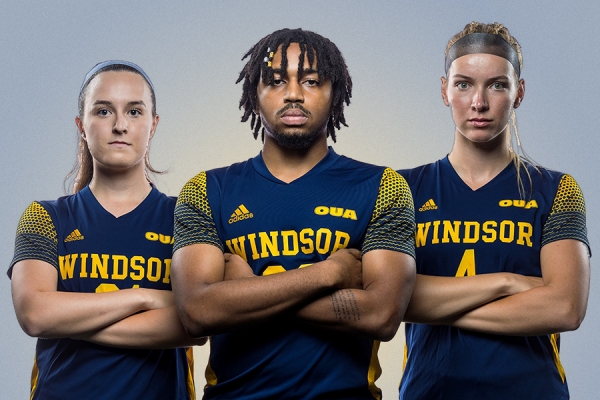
[268, 129, 323, 150]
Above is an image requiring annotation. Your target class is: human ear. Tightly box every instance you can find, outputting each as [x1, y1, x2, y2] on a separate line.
[441, 77, 449, 106]
[514, 79, 525, 109]
[75, 116, 86, 139]
[150, 114, 160, 139]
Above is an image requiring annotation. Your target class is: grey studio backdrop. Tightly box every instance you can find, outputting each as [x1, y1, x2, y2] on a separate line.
[1, 1, 598, 398]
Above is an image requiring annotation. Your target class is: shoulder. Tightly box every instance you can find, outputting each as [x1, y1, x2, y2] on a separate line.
[524, 164, 580, 195]
[335, 154, 385, 171]
[150, 187, 177, 213]
[184, 159, 254, 186]
[26, 193, 78, 220]
[397, 160, 441, 186]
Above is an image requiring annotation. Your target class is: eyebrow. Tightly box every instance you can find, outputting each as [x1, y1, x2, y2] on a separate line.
[452, 73, 509, 81]
[271, 68, 320, 78]
[92, 100, 147, 108]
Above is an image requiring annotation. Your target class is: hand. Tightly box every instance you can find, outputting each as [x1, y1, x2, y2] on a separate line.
[224, 253, 255, 281]
[326, 248, 363, 290]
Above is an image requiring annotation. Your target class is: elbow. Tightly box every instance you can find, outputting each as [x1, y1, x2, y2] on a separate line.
[555, 302, 587, 332]
[370, 308, 403, 342]
[177, 299, 224, 338]
[178, 307, 209, 338]
[562, 309, 586, 332]
[17, 312, 52, 338]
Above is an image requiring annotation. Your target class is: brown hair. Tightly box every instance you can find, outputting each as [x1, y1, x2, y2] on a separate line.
[65, 64, 162, 193]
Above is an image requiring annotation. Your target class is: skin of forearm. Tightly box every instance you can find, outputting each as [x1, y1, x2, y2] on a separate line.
[11, 261, 161, 339]
[79, 306, 206, 349]
[403, 273, 517, 324]
[173, 244, 365, 338]
[177, 264, 343, 338]
[446, 283, 586, 336]
[448, 240, 590, 336]
[13, 289, 155, 339]
[295, 288, 404, 341]
[295, 251, 415, 341]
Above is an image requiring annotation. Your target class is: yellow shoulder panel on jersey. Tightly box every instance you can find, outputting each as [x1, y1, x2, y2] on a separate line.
[177, 172, 213, 219]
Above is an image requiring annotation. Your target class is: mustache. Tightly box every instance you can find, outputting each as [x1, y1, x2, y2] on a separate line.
[275, 103, 312, 117]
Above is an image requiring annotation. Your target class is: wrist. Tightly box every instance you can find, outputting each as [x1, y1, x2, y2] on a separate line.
[316, 259, 342, 289]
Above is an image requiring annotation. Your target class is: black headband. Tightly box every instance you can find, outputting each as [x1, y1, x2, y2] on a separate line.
[80, 60, 154, 94]
[445, 33, 520, 77]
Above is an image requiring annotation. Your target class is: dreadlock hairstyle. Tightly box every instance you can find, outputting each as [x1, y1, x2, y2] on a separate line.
[446, 22, 540, 199]
[236, 28, 352, 142]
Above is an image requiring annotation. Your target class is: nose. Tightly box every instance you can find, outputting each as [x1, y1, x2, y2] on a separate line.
[284, 79, 304, 103]
[113, 112, 127, 134]
[471, 87, 489, 112]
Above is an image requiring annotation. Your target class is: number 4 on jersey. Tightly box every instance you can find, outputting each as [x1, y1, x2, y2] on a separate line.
[455, 249, 476, 277]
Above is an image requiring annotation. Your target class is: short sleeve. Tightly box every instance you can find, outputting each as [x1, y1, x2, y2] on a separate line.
[8, 202, 58, 278]
[541, 174, 590, 253]
[362, 168, 416, 258]
[174, 172, 224, 253]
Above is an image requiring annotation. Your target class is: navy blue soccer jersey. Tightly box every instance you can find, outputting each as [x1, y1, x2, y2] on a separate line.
[398, 157, 589, 400]
[174, 148, 415, 399]
[9, 186, 194, 400]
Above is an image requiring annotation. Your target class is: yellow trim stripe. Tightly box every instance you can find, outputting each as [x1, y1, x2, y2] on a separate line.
[367, 340, 382, 400]
[30, 356, 38, 400]
[186, 347, 196, 399]
[550, 333, 566, 383]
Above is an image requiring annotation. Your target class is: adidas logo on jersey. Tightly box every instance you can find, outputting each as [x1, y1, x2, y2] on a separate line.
[419, 199, 438, 212]
[229, 204, 254, 224]
[64, 229, 84, 242]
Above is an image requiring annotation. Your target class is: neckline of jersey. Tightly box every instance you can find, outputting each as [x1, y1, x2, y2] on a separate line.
[251, 146, 341, 184]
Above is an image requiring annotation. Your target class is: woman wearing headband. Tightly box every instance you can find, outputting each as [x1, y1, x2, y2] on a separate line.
[8, 61, 202, 399]
[398, 22, 590, 399]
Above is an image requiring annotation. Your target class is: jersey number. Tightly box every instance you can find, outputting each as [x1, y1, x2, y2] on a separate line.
[455, 249, 476, 277]
[262, 264, 313, 276]
[95, 283, 139, 292]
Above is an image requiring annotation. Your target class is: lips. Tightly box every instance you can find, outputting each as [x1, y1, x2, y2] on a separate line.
[280, 109, 308, 125]
[469, 118, 492, 128]
[109, 141, 130, 147]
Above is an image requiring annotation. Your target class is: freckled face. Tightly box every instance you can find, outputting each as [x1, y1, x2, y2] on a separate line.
[257, 43, 333, 148]
[442, 53, 524, 145]
[76, 71, 158, 172]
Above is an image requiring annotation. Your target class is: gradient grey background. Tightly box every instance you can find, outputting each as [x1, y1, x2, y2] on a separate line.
[1, 1, 598, 398]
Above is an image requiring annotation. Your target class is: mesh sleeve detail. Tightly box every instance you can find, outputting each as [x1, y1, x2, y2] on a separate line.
[174, 172, 223, 253]
[541, 174, 589, 250]
[10, 202, 59, 272]
[363, 168, 416, 258]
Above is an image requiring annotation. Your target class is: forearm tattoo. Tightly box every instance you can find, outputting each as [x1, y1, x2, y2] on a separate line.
[330, 289, 361, 321]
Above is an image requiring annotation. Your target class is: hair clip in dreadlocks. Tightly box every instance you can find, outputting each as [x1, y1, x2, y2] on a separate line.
[264, 47, 274, 67]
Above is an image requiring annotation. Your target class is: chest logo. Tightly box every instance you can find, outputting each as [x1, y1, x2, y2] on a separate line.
[145, 232, 174, 244]
[229, 204, 254, 224]
[419, 199, 438, 212]
[314, 206, 357, 220]
[499, 199, 538, 209]
[64, 229, 84, 242]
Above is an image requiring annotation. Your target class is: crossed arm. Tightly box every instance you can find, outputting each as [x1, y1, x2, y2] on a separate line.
[171, 244, 415, 341]
[404, 239, 589, 336]
[11, 260, 204, 348]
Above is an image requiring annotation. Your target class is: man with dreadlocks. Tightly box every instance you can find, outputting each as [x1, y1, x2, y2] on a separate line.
[171, 28, 416, 399]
